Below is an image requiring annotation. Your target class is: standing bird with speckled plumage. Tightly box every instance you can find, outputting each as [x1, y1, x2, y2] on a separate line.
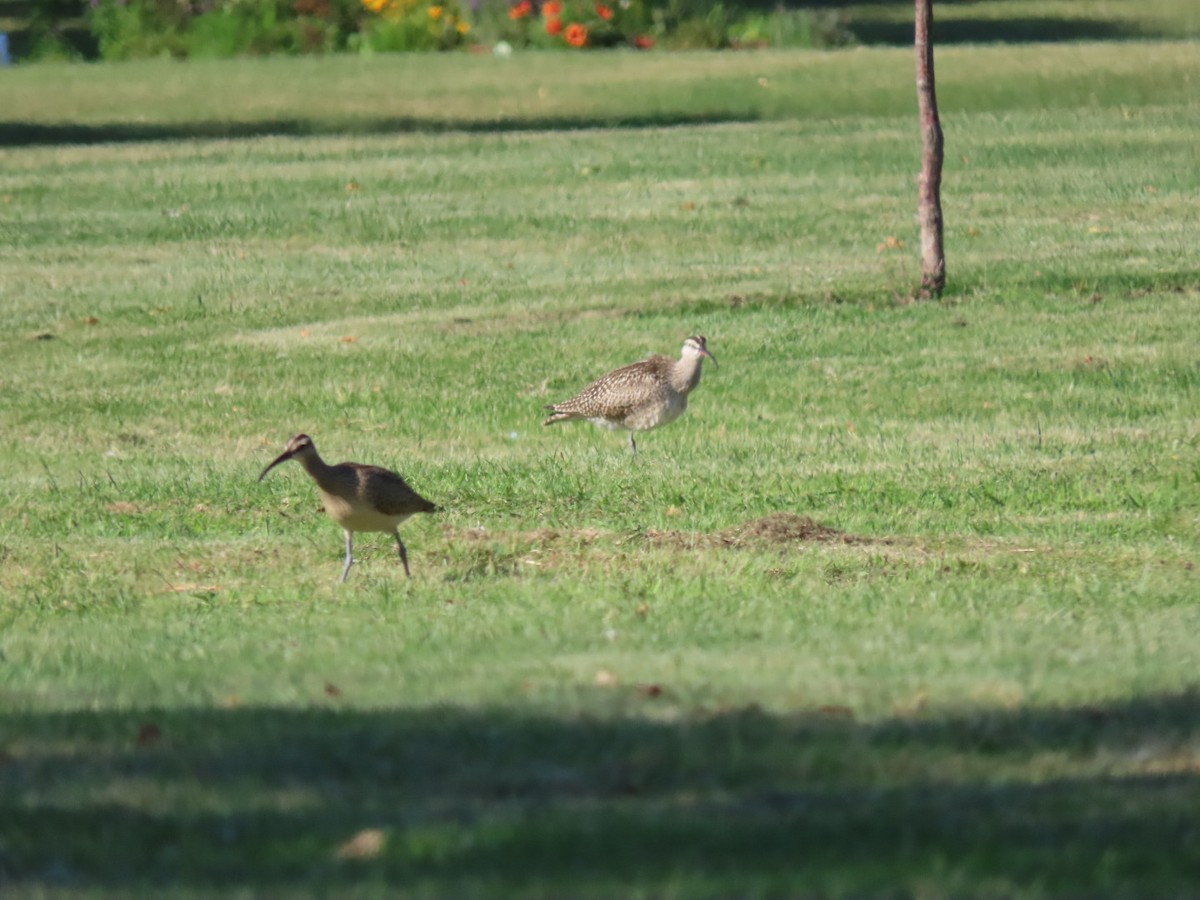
[542, 336, 718, 455]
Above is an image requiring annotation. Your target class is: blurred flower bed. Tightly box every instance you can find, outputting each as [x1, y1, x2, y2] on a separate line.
[19, 0, 856, 61]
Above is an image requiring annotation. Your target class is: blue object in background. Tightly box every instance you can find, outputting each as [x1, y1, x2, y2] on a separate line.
[0, 33, 10, 66]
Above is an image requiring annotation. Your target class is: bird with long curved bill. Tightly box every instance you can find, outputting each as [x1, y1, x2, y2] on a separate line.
[259, 434, 439, 582]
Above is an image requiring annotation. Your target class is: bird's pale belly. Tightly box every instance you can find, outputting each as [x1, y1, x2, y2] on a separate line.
[319, 491, 409, 532]
[623, 394, 687, 431]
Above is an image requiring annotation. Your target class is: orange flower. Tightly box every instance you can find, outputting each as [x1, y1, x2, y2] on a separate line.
[633, 34, 654, 49]
[595, 3, 613, 20]
[509, 0, 532, 18]
[564, 21, 588, 46]
[545, 16, 563, 34]
[542, 1, 563, 16]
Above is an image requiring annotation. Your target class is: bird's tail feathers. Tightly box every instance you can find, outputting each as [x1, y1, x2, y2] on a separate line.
[542, 406, 575, 427]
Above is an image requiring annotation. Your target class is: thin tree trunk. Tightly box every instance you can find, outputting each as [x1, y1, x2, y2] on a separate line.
[915, 0, 945, 296]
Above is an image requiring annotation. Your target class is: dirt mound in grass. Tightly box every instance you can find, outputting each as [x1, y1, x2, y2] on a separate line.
[726, 512, 849, 544]
[649, 512, 866, 550]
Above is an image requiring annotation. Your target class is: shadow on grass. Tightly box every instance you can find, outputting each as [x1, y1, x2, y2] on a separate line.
[849, 16, 1160, 46]
[2, 690, 1199, 895]
[723, 0, 1176, 44]
[0, 111, 760, 149]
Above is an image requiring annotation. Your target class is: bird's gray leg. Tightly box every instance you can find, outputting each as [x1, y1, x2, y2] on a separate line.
[628, 431, 638, 456]
[340, 531, 355, 583]
[393, 530, 412, 578]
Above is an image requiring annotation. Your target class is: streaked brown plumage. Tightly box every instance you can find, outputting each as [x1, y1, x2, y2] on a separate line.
[258, 433, 439, 582]
[543, 335, 717, 454]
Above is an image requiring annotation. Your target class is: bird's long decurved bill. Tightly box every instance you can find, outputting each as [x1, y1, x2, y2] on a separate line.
[703, 347, 719, 368]
[258, 450, 295, 482]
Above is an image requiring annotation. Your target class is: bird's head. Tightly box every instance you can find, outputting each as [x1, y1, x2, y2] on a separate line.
[682, 335, 717, 368]
[259, 433, 315, 482]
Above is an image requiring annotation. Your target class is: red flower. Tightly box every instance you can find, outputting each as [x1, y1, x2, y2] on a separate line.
[633, 34, 654, 49]
[595, 3, 613, 20]
[545, 16, 563, 34]
[509, 0, 533, 18]
[564, 22, 588, 46]
[541, 1, 563, 16]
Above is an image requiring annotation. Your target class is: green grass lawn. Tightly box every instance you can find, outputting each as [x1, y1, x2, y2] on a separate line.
[1, 39, 1199, 898]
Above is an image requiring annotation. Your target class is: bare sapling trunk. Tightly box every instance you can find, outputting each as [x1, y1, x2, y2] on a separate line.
[915, 0, 946, 296]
